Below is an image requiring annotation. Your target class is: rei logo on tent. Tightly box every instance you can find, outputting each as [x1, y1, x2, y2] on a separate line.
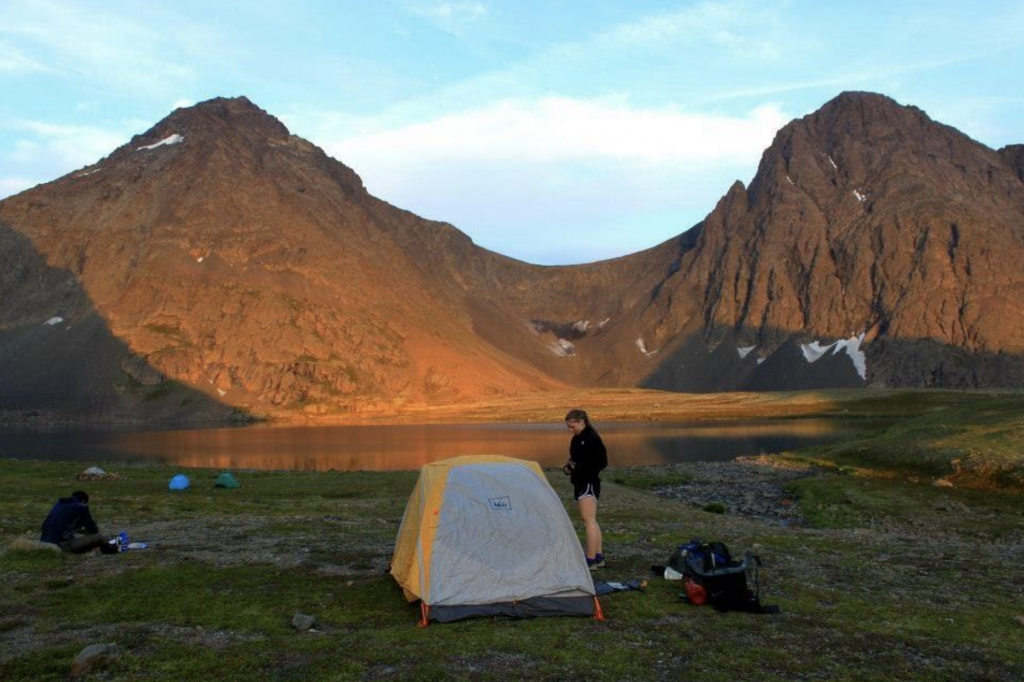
[488, 496, 512, 511]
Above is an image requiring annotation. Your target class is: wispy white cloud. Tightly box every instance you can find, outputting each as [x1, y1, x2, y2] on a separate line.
[291, 96, 790, 263]
[0, 0, 218, 95]
[369, 0, 790, 125]
[0, 117, 130, 197]
[0, 176, 38, 197]
[598, 0, 783, 60]
[324, 96, 789, 168]
[0, 39, 49, 73]
[6, 119, 128, 167]
[408, 1, 487, 21]
[699, 51, 1012, 105]
[401, 0, 488, 40]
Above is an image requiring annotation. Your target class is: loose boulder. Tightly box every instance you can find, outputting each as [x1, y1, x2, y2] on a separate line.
[291, 613, 316, 631]
[70, 643, 119, 677]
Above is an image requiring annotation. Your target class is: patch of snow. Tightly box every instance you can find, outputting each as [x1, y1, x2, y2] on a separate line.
[737, 345, 755, 359]
[635, 338, 658, 357]
[44, 316, 64, 326]
[756, 357, 766, 365]
[76, 167, 103, 177]
[828, 155, 838, 170]
[598, 318, 611, 329]
[786, 175, 794, 185]
[137, 134, 184, 151]
[550, 339, 575, 357]
[800, 333, 868, 380]
[853, 189, 866, 202]
[800, 340, 833, 363]
[197, 256, 204, 263]
[572, 320, 590, 333]
[217, 388, 227, 397]
[834, 332, 868, 379]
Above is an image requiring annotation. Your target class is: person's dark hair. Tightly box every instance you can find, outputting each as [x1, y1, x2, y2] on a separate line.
[71, 490, 89, 504]
[565, 409, 590, 426]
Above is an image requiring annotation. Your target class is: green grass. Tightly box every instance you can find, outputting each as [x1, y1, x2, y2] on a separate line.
[789, 392, 1024, 490]
[3, 394, 1024, 681]
[610, 470, 694, 490]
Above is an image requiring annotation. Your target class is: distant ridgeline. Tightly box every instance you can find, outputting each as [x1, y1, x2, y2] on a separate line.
[2, 92, 1023, 421]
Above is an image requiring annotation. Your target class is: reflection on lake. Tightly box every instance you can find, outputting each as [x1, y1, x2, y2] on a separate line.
[0, 418, 884, 471]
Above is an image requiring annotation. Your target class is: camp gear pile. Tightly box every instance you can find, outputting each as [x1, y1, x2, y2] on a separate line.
[667, 539, 778, 614]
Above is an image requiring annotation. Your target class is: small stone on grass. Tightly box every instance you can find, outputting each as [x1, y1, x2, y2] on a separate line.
[292, 612, 316, 631]
[70, 643, 119, 677]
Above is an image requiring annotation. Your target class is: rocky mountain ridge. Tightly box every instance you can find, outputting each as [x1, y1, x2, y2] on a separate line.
[2, 92, 1023, 422]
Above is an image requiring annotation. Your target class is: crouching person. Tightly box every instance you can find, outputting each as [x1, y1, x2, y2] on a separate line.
[41, 490, 118, 554]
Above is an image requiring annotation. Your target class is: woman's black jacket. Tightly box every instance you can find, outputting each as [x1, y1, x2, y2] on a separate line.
[569, 425, 608, 482]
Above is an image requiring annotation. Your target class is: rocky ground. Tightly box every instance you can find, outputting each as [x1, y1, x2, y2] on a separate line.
[646, 455, 814, 525]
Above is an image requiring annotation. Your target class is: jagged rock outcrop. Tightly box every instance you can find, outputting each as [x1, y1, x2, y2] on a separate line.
[1001, 144, 1024, 183]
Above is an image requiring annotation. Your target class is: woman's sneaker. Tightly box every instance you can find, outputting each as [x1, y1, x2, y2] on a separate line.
[586, 554, 606, 570]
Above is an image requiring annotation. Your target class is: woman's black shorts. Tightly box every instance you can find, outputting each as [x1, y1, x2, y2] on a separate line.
[573, 479, 601, 501]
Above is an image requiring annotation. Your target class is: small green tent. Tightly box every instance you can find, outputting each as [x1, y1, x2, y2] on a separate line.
[214, 472, 240, 489]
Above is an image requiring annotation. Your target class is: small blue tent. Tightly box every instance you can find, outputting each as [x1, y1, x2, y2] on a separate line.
[169, 474, 190, 490]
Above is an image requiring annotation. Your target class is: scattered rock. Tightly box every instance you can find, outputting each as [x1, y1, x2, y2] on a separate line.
[655, 460, 811, 525]
[70, 643, 119, 677]
[76, 466, 126, 481]
[933, 478, 954, 488]
[291, 613, 316, 631]
[1014, 615, 1024, 628]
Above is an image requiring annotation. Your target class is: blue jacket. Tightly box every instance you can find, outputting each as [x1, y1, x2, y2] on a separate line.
[40, 497, 99, 545]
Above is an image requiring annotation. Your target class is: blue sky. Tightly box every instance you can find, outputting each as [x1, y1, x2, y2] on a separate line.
[2, 1, 1022, 264]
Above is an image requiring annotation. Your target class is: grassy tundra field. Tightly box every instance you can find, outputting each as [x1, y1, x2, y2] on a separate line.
[1, 390, 1022, 681]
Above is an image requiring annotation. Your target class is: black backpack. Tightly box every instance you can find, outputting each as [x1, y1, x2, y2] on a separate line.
[668, 539, 779, 614]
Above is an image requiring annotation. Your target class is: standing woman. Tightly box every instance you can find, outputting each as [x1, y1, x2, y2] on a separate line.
[563, 409, 608, 570]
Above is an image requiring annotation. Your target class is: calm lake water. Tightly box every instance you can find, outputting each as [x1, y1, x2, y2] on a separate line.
[0, 418, 884, 472]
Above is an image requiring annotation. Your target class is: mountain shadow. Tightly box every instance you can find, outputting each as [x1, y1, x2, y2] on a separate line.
[639, 324, 1024, 392]
[0, 223, 247, 426]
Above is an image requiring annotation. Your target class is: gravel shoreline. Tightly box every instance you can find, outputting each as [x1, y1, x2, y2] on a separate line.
[626, 456, 818, 526]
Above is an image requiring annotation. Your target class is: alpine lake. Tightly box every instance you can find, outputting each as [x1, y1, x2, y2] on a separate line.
[0, 417, 888, 471]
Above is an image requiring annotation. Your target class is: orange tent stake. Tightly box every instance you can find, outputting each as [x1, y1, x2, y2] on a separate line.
[418, 602, 430, 627]
[593, 596, 605, 621]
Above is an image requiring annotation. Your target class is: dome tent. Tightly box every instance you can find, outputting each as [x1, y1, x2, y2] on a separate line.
[168, 474, 190, 490]
[391, 455, 599, 624]
[214, 472, 240, 488]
